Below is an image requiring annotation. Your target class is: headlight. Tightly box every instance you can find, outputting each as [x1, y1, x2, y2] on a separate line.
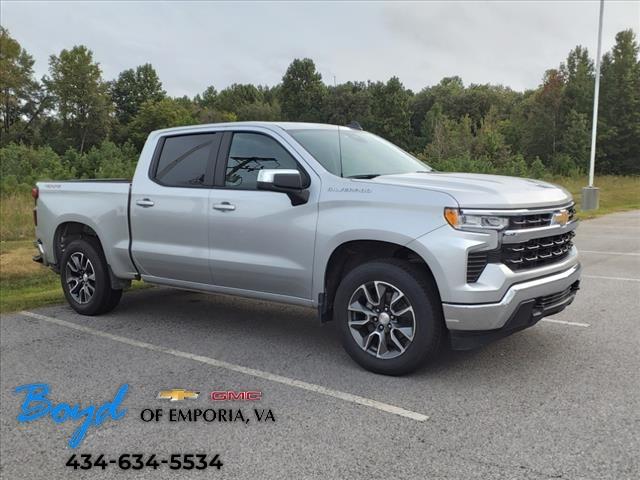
[444, 208, 509, 231]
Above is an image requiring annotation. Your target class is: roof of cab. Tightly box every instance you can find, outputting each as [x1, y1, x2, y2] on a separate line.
[151, 121, 341, 136]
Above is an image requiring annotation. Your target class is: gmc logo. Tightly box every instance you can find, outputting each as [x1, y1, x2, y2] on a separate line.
[209, 390, 262, 401]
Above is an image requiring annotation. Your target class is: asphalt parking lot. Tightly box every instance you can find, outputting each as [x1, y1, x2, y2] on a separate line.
[1, 210, 639, 480]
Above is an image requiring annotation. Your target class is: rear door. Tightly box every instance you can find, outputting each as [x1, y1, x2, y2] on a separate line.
[208, 130, 319, 300]
[130, 132, 221, 284]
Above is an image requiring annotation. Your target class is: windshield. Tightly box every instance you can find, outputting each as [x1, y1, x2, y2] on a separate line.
[287, 128, 431, 178]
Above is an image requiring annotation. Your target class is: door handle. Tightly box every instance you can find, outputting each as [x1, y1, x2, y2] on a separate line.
[213, 202, 236, 212]
[136, 198, 155, 208]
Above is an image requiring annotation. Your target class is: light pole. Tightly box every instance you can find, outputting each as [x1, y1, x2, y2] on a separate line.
[582, 0, 604, 211]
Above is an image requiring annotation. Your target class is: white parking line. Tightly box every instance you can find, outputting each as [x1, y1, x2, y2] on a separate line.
[583, 274, 640, 282]
[18, 311, 428, 423]
[541, 318, 590, 327]
[580, 250, 640, 256]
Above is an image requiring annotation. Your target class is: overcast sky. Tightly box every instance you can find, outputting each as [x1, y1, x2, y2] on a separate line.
[2, 1, 638, 96]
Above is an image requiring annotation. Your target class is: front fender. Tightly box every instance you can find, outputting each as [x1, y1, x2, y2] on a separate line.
[311, 186, 453, 302]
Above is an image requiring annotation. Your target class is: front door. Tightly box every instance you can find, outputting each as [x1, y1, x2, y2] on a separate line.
[208, 131, 318, 300]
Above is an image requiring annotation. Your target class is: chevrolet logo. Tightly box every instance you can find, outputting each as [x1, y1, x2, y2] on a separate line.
[552, 209, 570, 226]
[157, 389, 200, 401]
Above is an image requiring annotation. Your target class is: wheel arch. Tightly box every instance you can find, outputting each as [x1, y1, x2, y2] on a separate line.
[53, 221, 104, 267]
[320, 239, 442, 322]
[53, 221, 130, 289]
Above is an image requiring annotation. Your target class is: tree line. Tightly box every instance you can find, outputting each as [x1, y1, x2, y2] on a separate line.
[1, 26, 638, 193]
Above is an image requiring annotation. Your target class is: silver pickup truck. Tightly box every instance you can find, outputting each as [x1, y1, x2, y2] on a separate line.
[33, 122, 581, 374]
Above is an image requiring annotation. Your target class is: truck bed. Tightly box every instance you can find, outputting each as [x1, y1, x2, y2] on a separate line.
[35, 180, 137, 279]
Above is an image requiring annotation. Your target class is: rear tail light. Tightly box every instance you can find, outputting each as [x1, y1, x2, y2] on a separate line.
[32, 187, 38, 226]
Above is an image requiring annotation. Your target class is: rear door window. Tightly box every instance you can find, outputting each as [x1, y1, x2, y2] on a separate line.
[153, 134, 218, 187]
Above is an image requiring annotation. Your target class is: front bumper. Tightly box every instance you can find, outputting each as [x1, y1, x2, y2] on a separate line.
[443, 262, 581, 333]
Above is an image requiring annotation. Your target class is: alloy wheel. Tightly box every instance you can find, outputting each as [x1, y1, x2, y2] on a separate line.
[347, 281, 416, 359]
[65, 252, 96, 304]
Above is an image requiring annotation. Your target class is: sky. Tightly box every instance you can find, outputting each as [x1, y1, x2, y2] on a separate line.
[2, 1, 639, 97]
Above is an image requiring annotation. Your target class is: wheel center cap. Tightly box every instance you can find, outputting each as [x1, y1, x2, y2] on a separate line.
[82, 273, 88, 282]
[379, 312, 390, 326]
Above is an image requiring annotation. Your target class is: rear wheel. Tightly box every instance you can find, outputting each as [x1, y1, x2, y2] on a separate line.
[335, 259, 443, 375]
[60, 238, 122, 315]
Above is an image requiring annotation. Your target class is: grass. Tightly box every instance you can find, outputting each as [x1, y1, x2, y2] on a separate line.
[548, 176, 640, 220]
[0, 240, 148, 313]
[0, 240, 63, 313]
[0, 175, 637, 313]
[0, 192, 36, 242]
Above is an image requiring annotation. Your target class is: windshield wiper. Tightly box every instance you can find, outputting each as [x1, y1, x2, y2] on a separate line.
[347, 174, 381, 179]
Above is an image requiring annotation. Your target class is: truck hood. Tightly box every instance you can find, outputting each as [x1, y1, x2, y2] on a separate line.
[369, 172, 572, 209]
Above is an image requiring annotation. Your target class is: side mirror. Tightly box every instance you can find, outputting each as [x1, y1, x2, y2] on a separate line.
[257, 169, 309, 206]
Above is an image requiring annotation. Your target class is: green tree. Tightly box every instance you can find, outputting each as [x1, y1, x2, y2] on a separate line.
[0, 27, 49, 144]
[460, 84, 520, 130]
[194, 85, 218, 110]
[128, 97, 195, 148]
[280, 58, 326, 122]
[215, 83, 262, 113]
[419, 101, 444, 146]
[236, 101, 280, 121]
[410, 77, 464, 140]
[46, 45, 111, 154]
[559, 109, 590, 169]
[560, 46, 594, 119]
[197, 109, 237, 124]
[323, 81, 372, 126]
[529, 157, 546, 179]
[89, 141, 138, 179]
[422, 114, 474, 162]
[110, 63, 165, 123]
[550, 153, 578, 176]
[368, 77, 413, 148]
[257, 85, 280, 105]
[0, 143, 73, 193]
[473, 108, 512, 168]
[504, 153, 529, 177]
[598, 29, 640, 174]
[521, 69, 565, 162]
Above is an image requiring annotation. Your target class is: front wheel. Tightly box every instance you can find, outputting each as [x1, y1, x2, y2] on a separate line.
[334, 259, 443, 375]
[60, 238, 122, 315]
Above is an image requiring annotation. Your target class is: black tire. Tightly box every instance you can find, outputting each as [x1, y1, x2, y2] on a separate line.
[334, 259, 443, 375]
[59, 238, 123, 315]
[102, 288, 123, 314]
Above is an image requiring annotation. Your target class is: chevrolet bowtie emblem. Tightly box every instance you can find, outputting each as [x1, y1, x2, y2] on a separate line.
[552, 209, 570, 226]
[157, 389, 200, 401]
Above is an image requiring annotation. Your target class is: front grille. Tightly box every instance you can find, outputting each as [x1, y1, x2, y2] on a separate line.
[502, 231, 575, 271]
[465, 204, 577, 282]
[467, 252, 489, 283]
[508, 213, 552, 229]
[507, 205, 576, 230]
[535, 281, 580, 309]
